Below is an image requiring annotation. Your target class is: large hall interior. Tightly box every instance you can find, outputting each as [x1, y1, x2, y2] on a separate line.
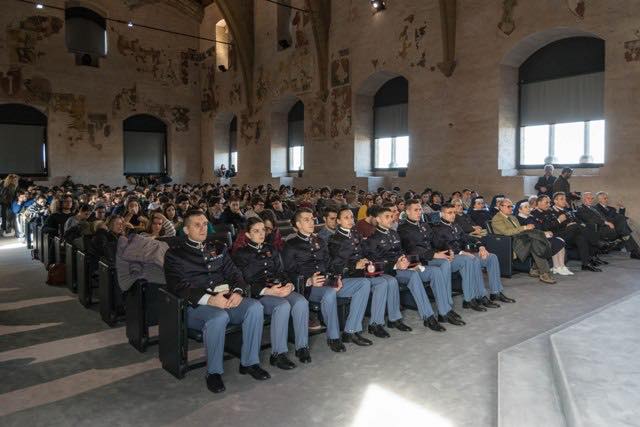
[1, 1, 640, 426]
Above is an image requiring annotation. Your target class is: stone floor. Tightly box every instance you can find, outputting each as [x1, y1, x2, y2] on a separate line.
[1, 236, 639, 427]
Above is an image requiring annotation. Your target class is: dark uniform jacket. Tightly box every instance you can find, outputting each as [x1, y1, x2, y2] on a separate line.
[327, 227, 366, 278]
[454, 213, 476, 234]
[548, 206, 580, 232]
[362, 226, 404, 275]
[469, 209, 492, 228]
[531, 208, 562, 233]
[281, 232, 329, 295]
[397, 219, 436, 264]
[232, 242, 287, 298]
[219, 208, 247, 232]
[534, 175, 557, 196]
[595, 204, 625, 220]
[164, 237, 247, 307]
[432, 220, 481, 254]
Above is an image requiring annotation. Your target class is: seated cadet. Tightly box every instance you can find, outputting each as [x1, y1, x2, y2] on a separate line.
[547, 192, 604, 271]
[363, 206, 447, 332]
[317, 206, 338, 242]
[434, 204, 515, 309]
[578, 192, 640, 259]
[164, 210, 269, 394]
[282, 208, 373, 352]
[328, 206, 412, 338]
[490, 199, 557, 283]
[232, 217, 311, 369]
[397, 200, 466, 325]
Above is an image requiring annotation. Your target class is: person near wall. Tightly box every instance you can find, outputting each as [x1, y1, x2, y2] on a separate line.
[164, 210, 269, 394]
[534, 164, 557, 196]
[552, 168, 581, 204]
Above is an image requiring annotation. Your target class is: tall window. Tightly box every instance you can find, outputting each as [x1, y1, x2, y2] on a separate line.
[519, 37, 605, 167]
[0, 104, 47, 176]
[276, 0, 292, 51]
[123, 115, 167, 176]
[65, 7, 107, 67]
[373, 76, 409, 169]
[216, 19, 231, 71]
[287, 100, 304, 172]
[229, 116, 238, 171]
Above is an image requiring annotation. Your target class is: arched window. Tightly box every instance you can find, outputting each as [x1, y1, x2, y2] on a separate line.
[123, 115, 167, 176]
[65, 6, 107, 67]
[216, 19, 231, 72]
[229, 115, 238, 171]
[373, 76, 409, 169]
[287, 100, 304, 172]
[276, 0, 293, 51]
[519, 37, 605, 166]
[0, 104, 47, 176]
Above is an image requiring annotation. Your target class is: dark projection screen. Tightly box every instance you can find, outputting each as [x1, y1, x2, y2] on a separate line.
[0, 124, 47, 175]
[123, 131, 166, 174]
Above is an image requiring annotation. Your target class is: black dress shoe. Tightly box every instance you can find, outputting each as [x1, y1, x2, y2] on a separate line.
[342, 332, 373, 346]
[438, 311, 466, 326]
[479, 296, 500, 308]
[423, 315, 446, 332]
[491, 292, 516, 303]
[631, 252, 640, 260]
[581, 263, 602, 272]
[367, 323, 391, 338]
[463, 299, 487, 312]
[387, 319, 412, 332]
[269, 353, 296, 370]
[295, 347, 312, 363]
[327, 338, 346, 352]
[449, 310, 463, 320]
[206, 373, 225, 393]
[594, 256, 609, 265]
[239, 364, 271, 380]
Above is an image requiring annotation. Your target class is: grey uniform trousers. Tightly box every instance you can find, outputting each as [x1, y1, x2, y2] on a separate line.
[187, 297, 263, 375]
[369, 274, 402, 325]
[418, 260, 453, 315]
[309, 277, 370, 339]
[471, 253, 503, 297]
[395, 269, 435, 319]
[450, 254, 483, 302]
[259, 292, 309, 354]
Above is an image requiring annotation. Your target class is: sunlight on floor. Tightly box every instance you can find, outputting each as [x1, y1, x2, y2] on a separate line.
[0, 241, 26, 250]
[351, 384, 454, 427]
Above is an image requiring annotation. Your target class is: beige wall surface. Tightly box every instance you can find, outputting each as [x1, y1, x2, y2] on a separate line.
[1, 0, 639, 222]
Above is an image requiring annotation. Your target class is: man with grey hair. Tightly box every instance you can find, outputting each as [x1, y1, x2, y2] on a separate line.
[578, 192, 640, 259]
[535, 164, 556, 196]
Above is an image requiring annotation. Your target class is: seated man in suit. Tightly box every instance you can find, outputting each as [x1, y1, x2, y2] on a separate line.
[282, 208, 372, 352]
[164, 210, 269, 394]
[490, 199, 556, 284]
[580, 192, 640, 259]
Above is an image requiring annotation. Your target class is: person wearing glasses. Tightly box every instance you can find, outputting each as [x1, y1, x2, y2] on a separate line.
[490, 199, 556, 284]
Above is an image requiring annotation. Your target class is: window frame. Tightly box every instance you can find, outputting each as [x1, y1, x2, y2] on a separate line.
[0, 104, 49, 177]
[372, 136, 409, 171]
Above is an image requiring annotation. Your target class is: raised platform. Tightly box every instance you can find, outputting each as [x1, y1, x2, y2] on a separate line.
[499, 292, 640, 427]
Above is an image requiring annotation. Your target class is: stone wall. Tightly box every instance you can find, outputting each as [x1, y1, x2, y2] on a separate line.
[0, 0, 203, 185]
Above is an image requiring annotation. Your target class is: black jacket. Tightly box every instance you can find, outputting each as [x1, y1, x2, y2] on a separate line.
[219, 208, 247, 232]
[432, 220, 481, 254]
[362, 226, 404, 274]
[232, 242, 287, 298]
[455, 213, 476, 234]
[281, 232, 329, 294]
[89, 229, 119, 265]
[534, 175, 556, 196]
[397, 220, 436, 264]
[164, 237, 247, 306]
[469, 209, 492, 228]
[595, 204, 625, 219]
[327, 227, 366, 278]
[531, 208, 562, 233]
[43, 212, 73, 236]
[576, 205, 606, 226]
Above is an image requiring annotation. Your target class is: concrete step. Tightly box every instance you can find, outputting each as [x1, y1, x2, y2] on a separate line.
[498, 332, 566, 427]
[550, 293, 640, 427]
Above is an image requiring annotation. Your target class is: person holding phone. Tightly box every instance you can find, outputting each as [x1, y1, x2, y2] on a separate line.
[363, 206, 448, 332]
[233, 217, 311, 369]
[328, 206, 412, 339]
[282, 208, 372, 353]
[164, 210, 269, 394]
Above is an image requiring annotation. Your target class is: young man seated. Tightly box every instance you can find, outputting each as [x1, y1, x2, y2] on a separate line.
[164, 210, 269, 394]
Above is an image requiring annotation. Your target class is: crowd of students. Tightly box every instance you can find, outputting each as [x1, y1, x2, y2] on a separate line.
[1, 170, 637, 393]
